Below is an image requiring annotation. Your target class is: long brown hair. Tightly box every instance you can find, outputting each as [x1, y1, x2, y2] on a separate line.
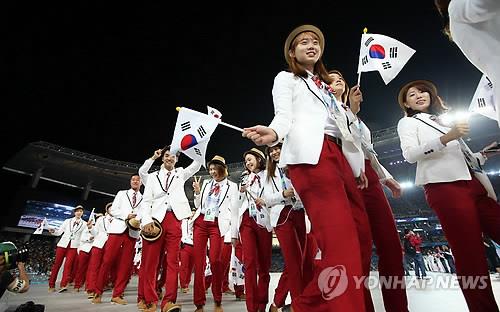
[287, 32, 332, 84]
[265, 144, 282, 182]
[328, 69, 350, 104]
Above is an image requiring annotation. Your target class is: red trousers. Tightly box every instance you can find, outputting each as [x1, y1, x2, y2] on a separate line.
[424, 176, 500, 312]
[48, 246, 77, 288]
[179, 243, 194, 288]
[303, 233, 318, 287]
[273, 207, 307, 306]
[220, 241, 232, 292]
[95, 232, 136, 297]
[141, 212, 182, 307]
[74, 250, 90, 289]
[233, 240, 245, 297]
[288, 138, 372, 312]
[240, 211, 273, 312]
[193, 216, 223, 306]
[137, 247, 165, 302]
[86, 247, 104, 293]
[362, 160, 408, 312]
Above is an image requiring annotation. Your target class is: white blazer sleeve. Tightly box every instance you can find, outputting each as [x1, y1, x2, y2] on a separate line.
[269, 71, 295, 143]
[449, 0, 500, 24]
[139, 158, 155, 186]
[397, 117, 446, 164]
[141, 180, 155, 227]
[110, 191, 128, 221]
[52, 219, 68, 237]
[262, 177, 285, 207]
[182, 160, 202, 181]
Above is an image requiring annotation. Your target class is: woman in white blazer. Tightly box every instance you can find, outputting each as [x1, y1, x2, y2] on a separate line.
[231, 147, 272, 312]
[264, 143, 307, 312]
[191, 155, 238, 312]
[243, 25, 372, 312]
[329, 69, 409, 312]
[397, 79, 500, 312]
[48, 205, 87, 293]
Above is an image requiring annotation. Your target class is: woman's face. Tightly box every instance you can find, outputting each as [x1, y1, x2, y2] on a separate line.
[209, 164, 223, 181]
[329, 73, 346, 99]
[244, 154, 260, 173]
[404, 86, 431, 112]
[268, 146, 281, 162]
[290, 32, 321, 69]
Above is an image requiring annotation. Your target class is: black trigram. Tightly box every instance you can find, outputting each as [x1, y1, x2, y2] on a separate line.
[194, 148, 202, 156]
[382, 62, 392, 69]
[181, 121, 191, 131]
[364, 37, 374, 47]
[486, 77, 493, 89]
[390, 47, 398, 58]
[362, 56, 368, 66]
[197, 125, 207, 138]
[478, 98, 486, 107]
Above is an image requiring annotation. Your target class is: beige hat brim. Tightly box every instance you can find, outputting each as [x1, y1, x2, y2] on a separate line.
[284, 24, 325, 66]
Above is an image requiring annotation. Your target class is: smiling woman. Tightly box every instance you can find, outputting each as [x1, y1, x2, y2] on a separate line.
[396, 79, 500, 312]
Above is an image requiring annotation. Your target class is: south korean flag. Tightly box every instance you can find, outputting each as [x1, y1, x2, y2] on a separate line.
[469, 75, 496, 122]
[170, 107, 220, 167]
[357, 33, 415, 85]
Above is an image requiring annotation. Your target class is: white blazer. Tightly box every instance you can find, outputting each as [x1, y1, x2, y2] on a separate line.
[449, 0, 500, 124]
[193, 178, 239, 237]
[231, 171, 272, 239]
[181, 218, 194, 245]
[78, 228, 94, 253]
[138, 157, 155, 187]
[52, 217, 86, 248]
[141, 161, 202, 226]
[268, 71, 365, 177]
[108, 189, 143, 238]
[261, 170, 295, 228]
[354, 118, 393, 181]
[397, 113, 486, 185]
[91, 214, 113, 249]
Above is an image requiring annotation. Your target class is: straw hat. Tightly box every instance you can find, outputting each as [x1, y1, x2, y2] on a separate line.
[284, 24, 325, 66]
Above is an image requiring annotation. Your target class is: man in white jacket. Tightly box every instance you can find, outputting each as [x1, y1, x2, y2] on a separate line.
[92, 174, 143, 305]
[140, 147, 201, 312]
[48, 205, 87, 293]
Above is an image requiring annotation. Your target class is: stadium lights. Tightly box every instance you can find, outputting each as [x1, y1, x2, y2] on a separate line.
[400, 181, 414, 189]
[439, 110, 471, 125]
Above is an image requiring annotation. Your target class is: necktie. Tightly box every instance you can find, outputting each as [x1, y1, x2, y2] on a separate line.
[132, 192, 137, 207]
[210, 183, 220, 196]
[165, 171, 172, 190]
[251, 174, 261, 188]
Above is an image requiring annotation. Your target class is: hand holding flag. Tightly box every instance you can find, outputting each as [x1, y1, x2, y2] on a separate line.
[33, 217, 48, 235]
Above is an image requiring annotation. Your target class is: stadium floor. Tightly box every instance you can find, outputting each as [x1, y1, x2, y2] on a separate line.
[1, 272, 499, 311]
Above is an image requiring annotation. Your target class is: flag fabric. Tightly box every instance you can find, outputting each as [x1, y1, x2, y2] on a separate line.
[357, 33, 416, 85]
[33, 217, 48, 234]
[170, 107, 219, 166]
[469, 75, 497, 121]
[207, 106, 222, 119]
[88, 208, 96, 225]
[231, 252, 245, 286]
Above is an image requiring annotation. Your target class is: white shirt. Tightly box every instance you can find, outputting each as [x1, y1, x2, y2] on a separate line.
[52, 217, 86, 248]
[448, 0, 500, 124]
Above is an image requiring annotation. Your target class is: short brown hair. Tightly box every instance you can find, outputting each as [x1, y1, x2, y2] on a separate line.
[398, 80, 447, 117]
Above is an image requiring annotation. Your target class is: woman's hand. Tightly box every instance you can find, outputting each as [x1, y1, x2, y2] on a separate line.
[242, 126, 278, 146]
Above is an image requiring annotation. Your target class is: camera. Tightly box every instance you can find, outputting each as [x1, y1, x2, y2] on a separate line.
[0, 242, 29, 270]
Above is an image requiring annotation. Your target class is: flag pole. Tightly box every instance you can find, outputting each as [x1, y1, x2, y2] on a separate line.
[176, 107, 244, 132]
[357, 27, 368, 86]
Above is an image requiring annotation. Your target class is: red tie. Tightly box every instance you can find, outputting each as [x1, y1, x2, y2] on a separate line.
[210, 183, 220, 196]
[251, 174, 261, 188]
[165, 172, 172, 190]
[132, 192, 137, 207]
